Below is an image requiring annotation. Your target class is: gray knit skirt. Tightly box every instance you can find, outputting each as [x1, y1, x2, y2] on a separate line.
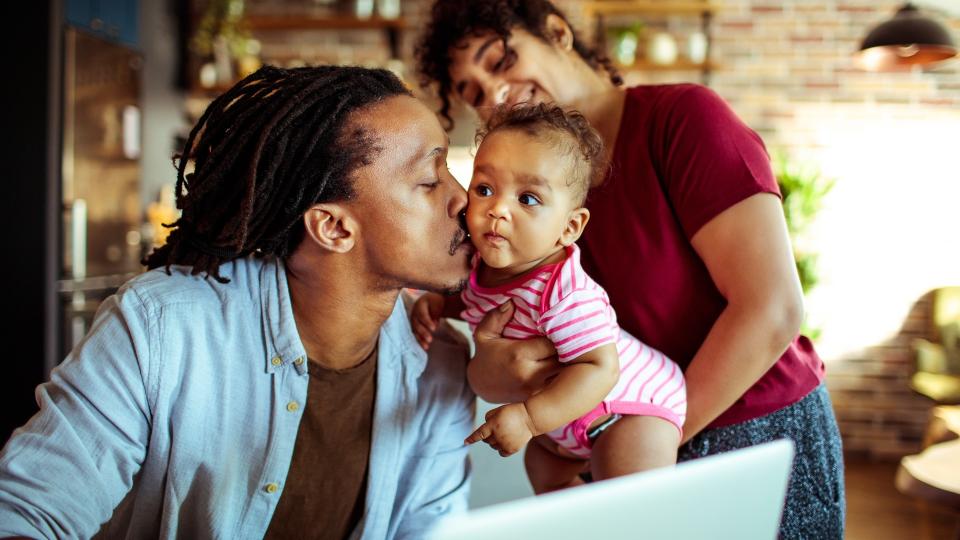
[679, 383, 845, 539]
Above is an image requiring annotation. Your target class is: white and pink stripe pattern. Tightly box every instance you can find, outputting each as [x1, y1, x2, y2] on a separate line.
[461, 244, 687, 458]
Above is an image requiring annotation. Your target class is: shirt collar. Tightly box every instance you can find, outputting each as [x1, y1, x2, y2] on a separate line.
[260, 257, 427, 379]
[260, 257, 307, 374]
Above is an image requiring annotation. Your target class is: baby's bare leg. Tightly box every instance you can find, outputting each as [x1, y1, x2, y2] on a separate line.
[524, 435, 588, 494]
[590, 415, 680, 480]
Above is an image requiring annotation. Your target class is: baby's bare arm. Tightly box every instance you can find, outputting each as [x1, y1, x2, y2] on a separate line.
[523, 343, 620, 435]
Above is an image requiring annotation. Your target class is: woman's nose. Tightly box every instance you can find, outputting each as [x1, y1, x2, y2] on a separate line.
[481, 80, 510, 108]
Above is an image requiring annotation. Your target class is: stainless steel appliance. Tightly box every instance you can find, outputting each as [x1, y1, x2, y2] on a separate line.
[58, 28, 142, 364]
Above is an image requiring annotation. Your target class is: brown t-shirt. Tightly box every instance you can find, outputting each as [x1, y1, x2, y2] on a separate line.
[264, 348, 377, 540]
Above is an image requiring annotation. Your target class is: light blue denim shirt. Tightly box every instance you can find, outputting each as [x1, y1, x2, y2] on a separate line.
[0, 257, 474, 539]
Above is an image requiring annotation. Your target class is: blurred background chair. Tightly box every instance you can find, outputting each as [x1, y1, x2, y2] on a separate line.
[912, 287, 960, 403]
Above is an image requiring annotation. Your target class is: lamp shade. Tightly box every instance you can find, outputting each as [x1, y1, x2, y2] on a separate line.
[856, 3, 958, 71]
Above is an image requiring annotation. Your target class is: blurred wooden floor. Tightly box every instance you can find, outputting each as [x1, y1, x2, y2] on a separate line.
[846, 459, 958, 539]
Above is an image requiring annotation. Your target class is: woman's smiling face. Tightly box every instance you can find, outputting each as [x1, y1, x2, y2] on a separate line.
[446, 21, 585, 121]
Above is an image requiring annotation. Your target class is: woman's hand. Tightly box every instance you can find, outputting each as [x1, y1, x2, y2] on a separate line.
[468, 300, 561, 403]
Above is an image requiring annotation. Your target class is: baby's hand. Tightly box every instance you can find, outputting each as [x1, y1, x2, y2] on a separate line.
[411, 292, 445, 350]
[465, 402, 537, 457]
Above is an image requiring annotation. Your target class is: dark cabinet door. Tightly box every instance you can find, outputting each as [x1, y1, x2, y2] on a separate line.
[65, 0, 95, 29]
[99, 0, 139, 46]
[65, 0, 139, 47]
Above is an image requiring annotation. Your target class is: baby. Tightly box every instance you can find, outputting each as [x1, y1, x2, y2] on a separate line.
[412, 104, 686, 492]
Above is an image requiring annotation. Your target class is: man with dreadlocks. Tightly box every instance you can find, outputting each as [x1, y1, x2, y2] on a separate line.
[0, 65, 476, 539]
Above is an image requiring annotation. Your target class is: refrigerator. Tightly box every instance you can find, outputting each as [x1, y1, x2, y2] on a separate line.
[56, 27, 143, 369]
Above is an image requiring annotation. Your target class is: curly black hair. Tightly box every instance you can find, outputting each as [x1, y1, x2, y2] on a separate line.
[143, 65, 411, 283]
[415, 0, 622, 130]
[478, 103, 604, 206]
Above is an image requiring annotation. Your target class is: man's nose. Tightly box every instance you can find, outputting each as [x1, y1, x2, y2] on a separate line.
[447, 176, 468, 218]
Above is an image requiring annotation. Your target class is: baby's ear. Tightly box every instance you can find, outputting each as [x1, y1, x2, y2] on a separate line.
[558, 207, 590, 247]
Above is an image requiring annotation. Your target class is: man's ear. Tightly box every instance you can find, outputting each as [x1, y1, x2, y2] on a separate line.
[544, 13, 574, 52]
[558, 207, 590, 247]
[302, 204, 357, 253]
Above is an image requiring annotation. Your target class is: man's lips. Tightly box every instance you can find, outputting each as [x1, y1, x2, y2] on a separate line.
[449, 227, 474, 255]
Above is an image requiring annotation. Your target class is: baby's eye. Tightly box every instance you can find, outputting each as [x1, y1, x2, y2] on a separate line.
[518, 193, 541, 206]
[474, 184, 493, 197]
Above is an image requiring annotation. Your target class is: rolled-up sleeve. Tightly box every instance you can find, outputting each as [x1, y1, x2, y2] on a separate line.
[0, 287, 153, 538]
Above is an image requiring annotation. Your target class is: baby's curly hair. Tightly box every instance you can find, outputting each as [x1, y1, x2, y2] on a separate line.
[415, 0, 622, 130]
[477, 104, 605, 207]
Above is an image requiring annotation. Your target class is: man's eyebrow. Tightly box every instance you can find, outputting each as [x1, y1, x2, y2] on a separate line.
[408, 135, 450, 170]
[425, 135, 451, 160]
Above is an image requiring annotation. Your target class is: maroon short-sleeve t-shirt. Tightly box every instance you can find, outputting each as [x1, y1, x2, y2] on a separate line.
[579, 84, 824, 428]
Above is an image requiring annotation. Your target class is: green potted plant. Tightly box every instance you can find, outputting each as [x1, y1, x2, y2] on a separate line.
[192, 0, 255, 87]
[772, 151, 835, 339]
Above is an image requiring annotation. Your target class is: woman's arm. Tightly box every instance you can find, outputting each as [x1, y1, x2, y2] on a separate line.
[682, 193, 804, 443]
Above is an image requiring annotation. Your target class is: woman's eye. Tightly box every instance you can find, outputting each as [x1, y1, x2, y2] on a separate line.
[493, 47, 516, 72]
[519, 193, 541, 206]
[474, 185, 493, 197]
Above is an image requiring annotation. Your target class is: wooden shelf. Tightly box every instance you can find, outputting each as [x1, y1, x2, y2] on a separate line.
[583, 1, 718, 16]
[244, 14, 407, 31]
[184, 7, 408, 98]
[618, 60, 718, 72]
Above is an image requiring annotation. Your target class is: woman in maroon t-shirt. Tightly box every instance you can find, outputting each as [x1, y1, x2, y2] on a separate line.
[416, 1, 844, 537]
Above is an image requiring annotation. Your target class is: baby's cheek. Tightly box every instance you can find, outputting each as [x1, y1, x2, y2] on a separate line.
[465, 205, 484, 233]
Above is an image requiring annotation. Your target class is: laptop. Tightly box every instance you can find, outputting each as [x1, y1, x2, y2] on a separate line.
[429, 439, 795, 540]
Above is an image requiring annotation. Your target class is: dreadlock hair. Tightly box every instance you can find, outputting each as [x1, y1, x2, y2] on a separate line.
[477, 103, 604, 207]
[143, 65, 411, 283]
[415, 0, 622, 130]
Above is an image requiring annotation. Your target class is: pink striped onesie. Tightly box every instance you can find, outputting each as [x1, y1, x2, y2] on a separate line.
[461, 244, 687, 458]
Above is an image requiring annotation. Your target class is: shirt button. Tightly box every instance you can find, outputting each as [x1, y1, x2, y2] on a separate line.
[286, 401, 299, 412]
[293, 357, 304, 366]
[271, 357, 282, 367]
[265, 483, 279, 494]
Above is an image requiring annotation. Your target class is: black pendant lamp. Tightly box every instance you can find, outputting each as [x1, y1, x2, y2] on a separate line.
[856, 3, 958, 71]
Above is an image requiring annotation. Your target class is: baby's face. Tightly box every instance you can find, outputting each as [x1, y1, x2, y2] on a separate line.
[467, 129, 581, 274]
